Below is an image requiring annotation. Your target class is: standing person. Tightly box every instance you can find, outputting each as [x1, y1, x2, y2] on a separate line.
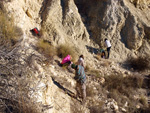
[77, 55, 84, 67]
[71, 64, 86, 104]
[104, 38, 111, 59]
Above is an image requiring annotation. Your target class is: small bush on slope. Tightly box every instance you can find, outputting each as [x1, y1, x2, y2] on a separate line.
[0, 10, 23, 47]
[126, 56, 150, 71]
[37, 39, 56, 61]
[103, 74, 144, 112]
[104, 74, 143, 91]
[57, 44, 77, 62]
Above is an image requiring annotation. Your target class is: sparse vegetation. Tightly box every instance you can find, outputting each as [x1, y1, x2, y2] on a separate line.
[57, 44, 77, 62]
[104, 74, 143, 92]
[101, 61, 110, 67]
[138, 106, 150, 113]
[0, 10, 23, 47]
[0, 63, 42, 113]
[3, 96, 41, 113]
[85, 64, 90, 72]
[95, 55, 101, 60]
[37, 39, 56, 61]
[89, 102, 104, 113]
[88, 69, 101, 78]
[71, 101, 87, 113]
[139, 95, 148, 107]
[103, 74, 144, 112]
[86, 85, 96, 97]
[126, 56, 150, 71]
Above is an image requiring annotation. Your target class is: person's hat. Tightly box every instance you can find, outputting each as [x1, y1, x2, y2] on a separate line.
[71, 64, 76, 69]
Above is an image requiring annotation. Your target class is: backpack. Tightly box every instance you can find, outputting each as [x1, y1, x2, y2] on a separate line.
[30, 27, 40, 36]
[33, 27, 39, 34]
[74, 65, 86, 84]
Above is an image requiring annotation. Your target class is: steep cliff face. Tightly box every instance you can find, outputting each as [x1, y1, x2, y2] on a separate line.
[41, 0, 89, 45]
[2, 0, 150, 60]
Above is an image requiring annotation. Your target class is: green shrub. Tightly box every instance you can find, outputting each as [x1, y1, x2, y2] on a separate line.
[126, 56, 150, 71]
[0, 10, 23, 46]
[57, 44, 77, 62]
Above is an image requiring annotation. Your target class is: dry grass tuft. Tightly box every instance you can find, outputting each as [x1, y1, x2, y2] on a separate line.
[4, 97, 41, 113]
[89, 101, 104, 113]
[104, 74, 143, 92]
[88, 69, 101, 78]
[101, 61, 110, 67]
[103, 74, 144, 112]
[86, 85, 96, 97]
[71, 100, 87, 113]
[37, 39, 56, 61]
[0, 10, 23, 46]
[126, 56, 150, 71]
[139, 95, 148, 107]
[94, 55, 101, 60]
[57, 44, 77, 62]
[85, 64, 90, 72]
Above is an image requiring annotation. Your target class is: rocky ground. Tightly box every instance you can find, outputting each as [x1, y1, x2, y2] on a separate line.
[0, 0, 150, 113]
[50, 53, 150, 113]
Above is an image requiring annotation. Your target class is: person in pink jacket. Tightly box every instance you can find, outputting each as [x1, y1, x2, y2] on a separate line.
[61, 55, 72, 66]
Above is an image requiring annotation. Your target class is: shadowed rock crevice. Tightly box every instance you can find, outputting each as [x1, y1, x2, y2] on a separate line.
[74, 0, 108, 44]
[119, 12, 144, 50]
[60, 0, 69, 21]
[144, 26, 150, 41]
[39, 0, 53, 23]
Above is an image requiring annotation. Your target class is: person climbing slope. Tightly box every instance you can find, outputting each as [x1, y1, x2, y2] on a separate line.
[77, 55, 85, 67]
[104, 38, 111, 59]
[71, 64, 86, 104]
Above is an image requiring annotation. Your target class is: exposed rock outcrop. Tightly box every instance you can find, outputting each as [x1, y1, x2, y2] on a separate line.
[75, 0, 150, 60]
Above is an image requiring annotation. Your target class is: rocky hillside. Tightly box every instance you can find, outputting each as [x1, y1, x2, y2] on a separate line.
[0, 0, 150, 113]
[75, 0, 150, 60]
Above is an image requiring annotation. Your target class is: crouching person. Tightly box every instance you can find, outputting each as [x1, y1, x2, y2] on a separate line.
[71, 64, 86, 104]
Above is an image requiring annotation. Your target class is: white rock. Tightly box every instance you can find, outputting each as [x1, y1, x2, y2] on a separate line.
[120, 107, 127, 112]
[136, 105, 140, 109]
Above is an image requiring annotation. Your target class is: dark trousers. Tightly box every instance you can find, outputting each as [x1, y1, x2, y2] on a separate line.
[107, 47, 111, 59]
